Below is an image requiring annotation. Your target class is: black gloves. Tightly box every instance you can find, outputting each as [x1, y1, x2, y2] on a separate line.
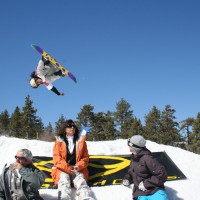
[30, 71, 36, 78]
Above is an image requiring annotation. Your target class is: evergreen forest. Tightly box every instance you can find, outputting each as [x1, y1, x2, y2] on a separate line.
[0, 95, 199, 154]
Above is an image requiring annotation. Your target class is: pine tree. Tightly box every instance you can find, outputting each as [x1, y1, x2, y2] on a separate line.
[144, 106, 161, 142]
[180, 117, 194, 145]
[159, 105, 180, 145]
[44, 122, 54, 134]
[76, 105, 96, 140]
[54, 114, 66, 136]
[91, 112, 107, 141]
[21, 95, 43, 139]
[10, 106, 23, 137]
[0, 109, 10, 135]
[76, 104, 95, 127]
[41, 122, 55, 141]
[103, 111, 116, 140]
[190, 113, 200, 154]
[34, 117, 44, 139]
[113, 98, 134, 139]
[192, 113, 200, 135]
[90, 111, 117, 141]
[127, 118, 144, 138]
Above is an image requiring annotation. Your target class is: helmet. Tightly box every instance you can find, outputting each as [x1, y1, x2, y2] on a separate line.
[29, 78, 38, 88]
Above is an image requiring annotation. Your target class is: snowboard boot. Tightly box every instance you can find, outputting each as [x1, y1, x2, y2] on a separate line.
[61, 69, 66, 76]
[54, 70, 62, 76]
[54, 69, 65, 77]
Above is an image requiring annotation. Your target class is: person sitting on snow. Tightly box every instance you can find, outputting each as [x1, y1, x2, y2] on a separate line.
[122, 135, 169, 200]
[0, 148, 45, 200]
[29, 57, 65, 96]
[51, 119, 95, 200]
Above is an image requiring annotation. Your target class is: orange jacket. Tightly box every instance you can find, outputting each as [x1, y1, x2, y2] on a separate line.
[51, 135, 89, 184]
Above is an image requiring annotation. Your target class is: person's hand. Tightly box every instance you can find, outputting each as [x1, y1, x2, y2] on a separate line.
[71, 166, 79, 175]
[13, 162, 22, 170]
[138, 181, 147, 191]
[59, 93, 64, 96]
[122, 179, 130, 186]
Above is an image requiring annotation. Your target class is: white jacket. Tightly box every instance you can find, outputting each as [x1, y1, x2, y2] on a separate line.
[36, 60, 60, 90]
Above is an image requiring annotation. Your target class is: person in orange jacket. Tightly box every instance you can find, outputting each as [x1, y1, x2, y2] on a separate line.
[51, 119, 95, 200]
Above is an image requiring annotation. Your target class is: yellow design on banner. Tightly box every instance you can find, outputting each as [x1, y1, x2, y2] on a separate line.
[33, 160, 53, 172]
[88, 155, 130, 180]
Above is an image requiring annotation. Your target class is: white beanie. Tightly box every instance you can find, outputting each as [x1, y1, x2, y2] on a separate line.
[129, 135, 146, 152]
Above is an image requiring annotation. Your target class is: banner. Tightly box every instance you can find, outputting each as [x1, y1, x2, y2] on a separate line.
[33, 152, 186, 188]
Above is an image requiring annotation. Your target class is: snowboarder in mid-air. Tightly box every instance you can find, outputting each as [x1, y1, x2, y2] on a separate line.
[29, 57, 65, 96]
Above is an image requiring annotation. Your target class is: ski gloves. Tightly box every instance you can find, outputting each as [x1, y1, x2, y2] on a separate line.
[123, 179, 147, 192]
[138, 181, 147, 191]
[122, 179, 130, 186]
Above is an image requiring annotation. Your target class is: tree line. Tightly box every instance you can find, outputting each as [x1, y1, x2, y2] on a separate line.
[0, 95, 199, 154]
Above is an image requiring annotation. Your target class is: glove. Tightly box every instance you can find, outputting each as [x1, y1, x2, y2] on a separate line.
[71, 166, 79, 176]
[30, 71, 36, 78]
[122, 179, 130, 186]
[138, 181, 147, 191]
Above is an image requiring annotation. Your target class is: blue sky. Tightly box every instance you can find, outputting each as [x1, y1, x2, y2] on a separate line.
[1, 1, 200, 127]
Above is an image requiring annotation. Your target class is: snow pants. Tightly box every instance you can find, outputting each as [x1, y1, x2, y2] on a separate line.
[58, 172, 95, 200]
[137, 190, 168, 200]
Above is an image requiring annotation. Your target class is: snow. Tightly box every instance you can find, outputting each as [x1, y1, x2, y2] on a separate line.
[0, 136, 200, 200]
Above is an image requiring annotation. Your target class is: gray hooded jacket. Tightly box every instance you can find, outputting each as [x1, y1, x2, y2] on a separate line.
[0, 163, 45, 200]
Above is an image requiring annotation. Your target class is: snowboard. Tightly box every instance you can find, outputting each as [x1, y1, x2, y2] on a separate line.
[31, 44, 77, 83]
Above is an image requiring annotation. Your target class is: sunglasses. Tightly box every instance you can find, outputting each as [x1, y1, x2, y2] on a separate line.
[66, 124, 75, 128]
[15, 156, 27, 161]
[127, 139, 142, 149]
